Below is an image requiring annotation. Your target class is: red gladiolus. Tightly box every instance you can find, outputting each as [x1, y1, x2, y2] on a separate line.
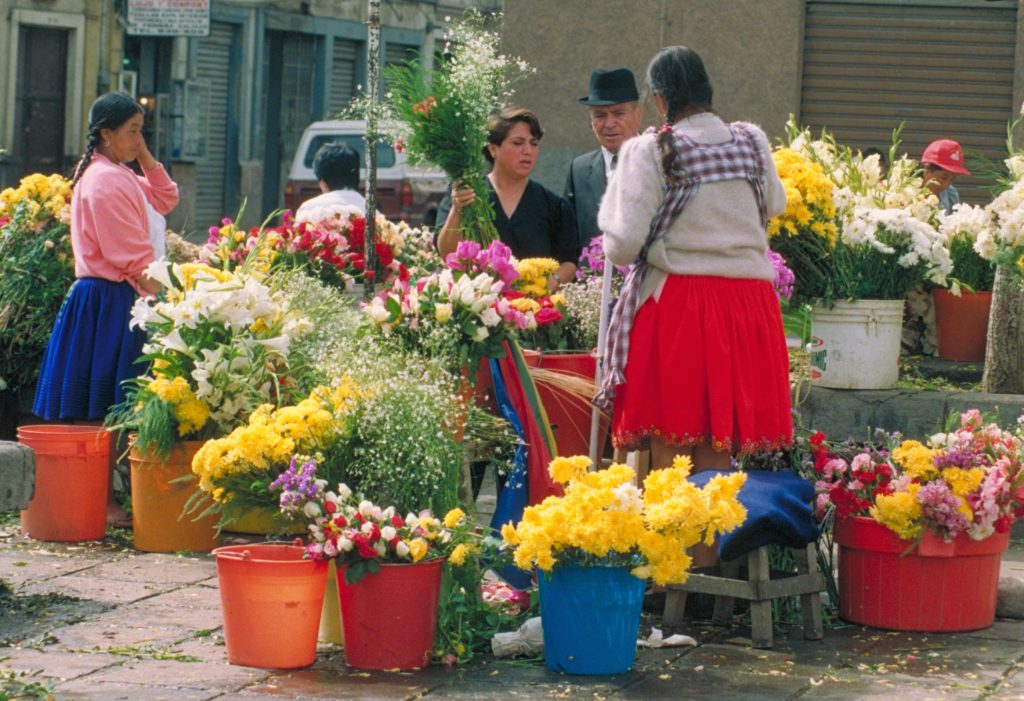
[324, 501, 337, 515]
[390, 514, 404, 528]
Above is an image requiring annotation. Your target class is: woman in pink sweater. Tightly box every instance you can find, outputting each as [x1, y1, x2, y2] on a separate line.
[34, 92, 179, 525]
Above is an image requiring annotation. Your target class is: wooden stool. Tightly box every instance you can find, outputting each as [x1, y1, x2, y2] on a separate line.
[663, 542, 825, 648]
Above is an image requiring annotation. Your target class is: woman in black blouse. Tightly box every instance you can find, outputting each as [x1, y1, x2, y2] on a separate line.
[436, 107, 580, 290]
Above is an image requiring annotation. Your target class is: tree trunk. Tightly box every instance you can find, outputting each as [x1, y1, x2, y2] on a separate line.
[981, 265, 1024, 393]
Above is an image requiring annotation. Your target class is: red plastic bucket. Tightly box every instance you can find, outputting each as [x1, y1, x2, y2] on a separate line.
[337, 558, 445, 670]
[836, 516, 1008, 632]
[213, 543, 328, 668]
[536, 352, 608, 458]
[17, 425, 110, 541]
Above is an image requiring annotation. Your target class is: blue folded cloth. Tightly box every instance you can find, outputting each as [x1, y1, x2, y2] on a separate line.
[688, 470, 819, 562]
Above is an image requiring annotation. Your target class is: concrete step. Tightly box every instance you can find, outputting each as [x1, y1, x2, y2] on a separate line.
[795, 385, 1024, 442]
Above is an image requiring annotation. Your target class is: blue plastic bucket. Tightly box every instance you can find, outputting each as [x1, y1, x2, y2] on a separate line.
[537, 563, 645, 674]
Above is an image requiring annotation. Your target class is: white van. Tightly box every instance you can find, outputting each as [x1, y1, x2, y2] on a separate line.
[284, 120, 448, 227]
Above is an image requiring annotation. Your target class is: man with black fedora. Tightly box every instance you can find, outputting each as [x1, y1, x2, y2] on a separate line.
[564, 68, 644, 249]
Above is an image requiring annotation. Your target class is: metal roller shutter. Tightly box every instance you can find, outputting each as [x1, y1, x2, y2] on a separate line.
[384, 42, 418, 93]
[800, 1, 1017, 203]
[193, 21, 237, 229]
[272, 33, 318, 209]
[329, 39, 358, 117]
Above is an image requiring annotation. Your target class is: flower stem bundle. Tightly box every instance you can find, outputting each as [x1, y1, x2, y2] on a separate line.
[382, 11, 533, 243]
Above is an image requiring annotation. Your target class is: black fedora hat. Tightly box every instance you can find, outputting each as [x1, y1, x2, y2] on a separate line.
[579, 68, 640, 106]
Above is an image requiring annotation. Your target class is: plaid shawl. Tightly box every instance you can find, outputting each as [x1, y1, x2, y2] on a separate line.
[594, 121, 768, 412]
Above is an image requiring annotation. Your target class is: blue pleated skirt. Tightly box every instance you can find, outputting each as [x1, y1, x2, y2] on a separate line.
[33, 278, 146, 421]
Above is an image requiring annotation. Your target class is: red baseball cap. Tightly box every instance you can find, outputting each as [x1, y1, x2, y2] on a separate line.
[921, 139, 970, 175]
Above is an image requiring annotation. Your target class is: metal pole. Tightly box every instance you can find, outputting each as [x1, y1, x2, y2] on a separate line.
[588, 261, 614, 467]
[363, 0, 380, 301]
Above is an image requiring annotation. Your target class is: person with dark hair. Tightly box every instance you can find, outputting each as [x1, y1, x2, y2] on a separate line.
[33, 91, 179, 527]
[862, 146, 888, 174]
[595, 46, 791, 476]
[565, 68, 644, 248]
[435, 107, 579, 289]
[294, 142, 365, 222]
[920, 139, 969, 214]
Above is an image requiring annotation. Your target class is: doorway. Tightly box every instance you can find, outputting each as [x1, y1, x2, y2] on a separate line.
[12, 26, 69, 181]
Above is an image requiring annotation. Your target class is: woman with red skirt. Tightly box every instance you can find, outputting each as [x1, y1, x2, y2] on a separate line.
[595, 46, 792, 474]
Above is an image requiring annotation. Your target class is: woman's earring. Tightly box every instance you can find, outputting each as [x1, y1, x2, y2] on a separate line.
[104, 139, 111, 148]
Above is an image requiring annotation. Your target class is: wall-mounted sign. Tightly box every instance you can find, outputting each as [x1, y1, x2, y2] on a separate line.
[126, 0, 210, 37]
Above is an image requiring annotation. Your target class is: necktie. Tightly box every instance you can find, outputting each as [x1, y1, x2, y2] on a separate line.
[610, 153, 618, 173]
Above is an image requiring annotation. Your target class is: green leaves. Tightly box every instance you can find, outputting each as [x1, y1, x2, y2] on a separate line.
[343, 557, 380, 585]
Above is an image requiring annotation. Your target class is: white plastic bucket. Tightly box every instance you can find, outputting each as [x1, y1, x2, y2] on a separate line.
[808, 299, 904, 389]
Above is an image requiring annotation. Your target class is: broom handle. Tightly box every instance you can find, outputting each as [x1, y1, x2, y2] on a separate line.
[588, 259, 614, 466]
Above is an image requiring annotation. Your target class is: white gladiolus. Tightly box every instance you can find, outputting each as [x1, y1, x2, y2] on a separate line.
[358, 500, 374, 518]
[337, 484, 352, 500]
[303, 502, 322, 518]
[381, 526, 397, 541]
[395, 541, 410, 558]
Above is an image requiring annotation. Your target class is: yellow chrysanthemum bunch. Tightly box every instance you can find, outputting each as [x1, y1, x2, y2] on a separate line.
[0, 173, 71, 225]
[147, 376, 211, 436]
[768, 148, 838, 246]
[941, 467, 985, 499]
[502, 456, 747, 586]
[514, 258, 559, 298]
[891, 440, 939, 481]
[191, 378, 361, 499]
[870, 485, 923, 540]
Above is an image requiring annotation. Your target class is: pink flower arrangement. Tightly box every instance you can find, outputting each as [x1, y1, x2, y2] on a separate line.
[481, 581, 532, 617]
[807, 410, 1024, 542]
[445, 239, 519, 287]
[575, 235, 630, 282]
[767, 249, 795, 302]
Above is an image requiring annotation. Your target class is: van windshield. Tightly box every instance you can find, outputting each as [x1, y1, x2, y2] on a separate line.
[303, 135, 396, 170]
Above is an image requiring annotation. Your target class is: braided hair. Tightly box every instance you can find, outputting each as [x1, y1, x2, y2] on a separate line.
[645, 46, 714, 181]
[70, 92, 143, 189]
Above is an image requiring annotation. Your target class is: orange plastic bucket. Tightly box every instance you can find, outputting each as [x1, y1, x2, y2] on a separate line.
[129, 441, 219, 553]
[17, 425, 110, 541]
[213, 543, 328, 668]
[337, 558, 445, 670]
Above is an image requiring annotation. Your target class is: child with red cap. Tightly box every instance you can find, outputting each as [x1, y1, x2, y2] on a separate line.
[921, 139, 970, 214]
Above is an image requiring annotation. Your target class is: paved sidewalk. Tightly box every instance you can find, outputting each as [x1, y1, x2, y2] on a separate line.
[2, 525, 1024, 701]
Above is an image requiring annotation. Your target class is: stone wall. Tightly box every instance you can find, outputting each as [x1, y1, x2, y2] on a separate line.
[502, 0, 803, 191]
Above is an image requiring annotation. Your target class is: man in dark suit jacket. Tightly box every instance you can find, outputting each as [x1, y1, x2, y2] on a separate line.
[564, 68, 643, 249]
